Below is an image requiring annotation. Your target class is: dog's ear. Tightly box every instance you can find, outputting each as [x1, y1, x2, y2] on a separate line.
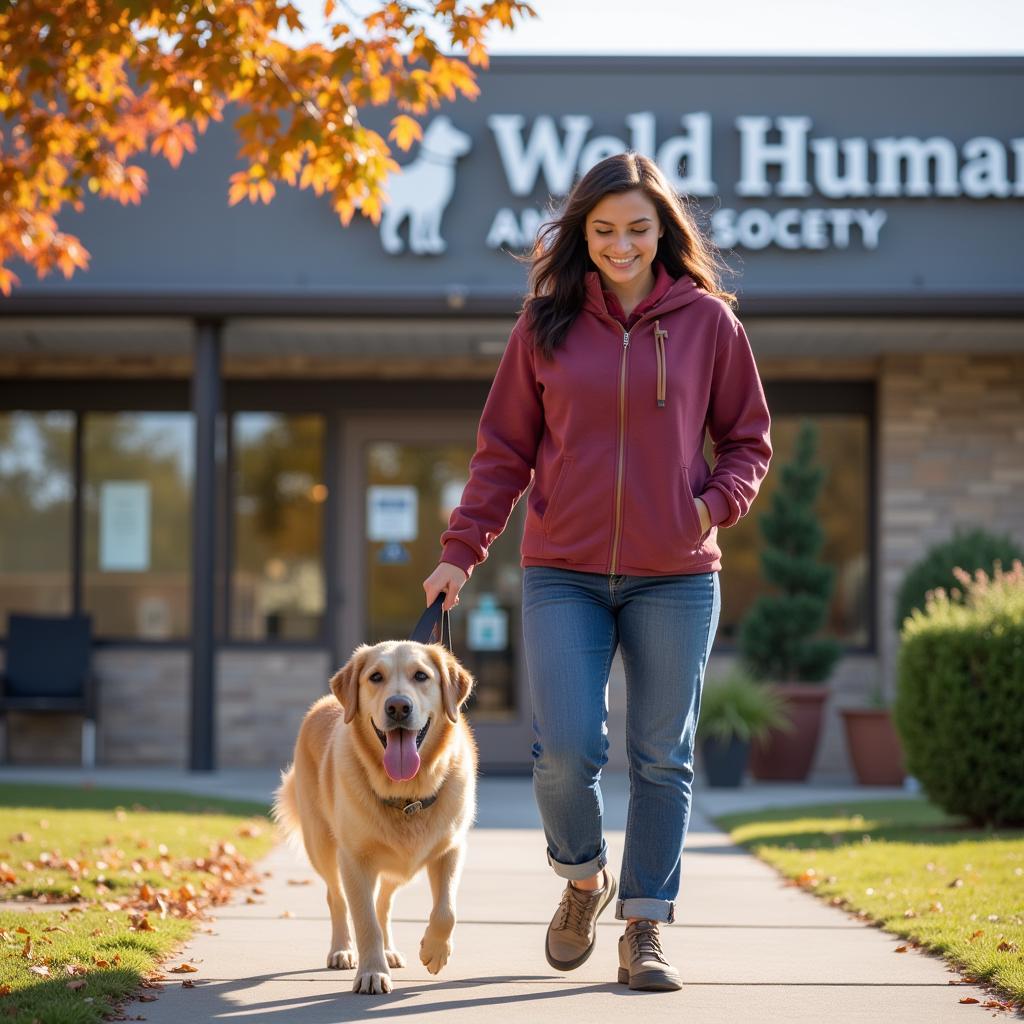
[329, 646, 369, 724]
[429, 645, 475, 725]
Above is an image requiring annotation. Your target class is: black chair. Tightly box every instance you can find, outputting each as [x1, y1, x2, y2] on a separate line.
[0, 614, 98, 767]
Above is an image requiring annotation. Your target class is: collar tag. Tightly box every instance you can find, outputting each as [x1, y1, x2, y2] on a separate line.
[403, 800, 424, 815]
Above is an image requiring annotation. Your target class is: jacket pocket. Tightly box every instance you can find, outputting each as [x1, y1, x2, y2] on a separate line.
[679, 465, 705, 542]
[618, 459, 703, 571]
[541, 456, 574, 539]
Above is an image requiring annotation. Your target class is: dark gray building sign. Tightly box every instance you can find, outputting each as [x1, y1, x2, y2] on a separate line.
[8, 56, 1024, 309]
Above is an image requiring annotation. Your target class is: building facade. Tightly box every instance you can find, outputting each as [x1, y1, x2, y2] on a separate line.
[1, 56, 1021, 776]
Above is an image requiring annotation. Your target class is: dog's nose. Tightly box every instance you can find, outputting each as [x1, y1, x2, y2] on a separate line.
[385, 695, 413, 723]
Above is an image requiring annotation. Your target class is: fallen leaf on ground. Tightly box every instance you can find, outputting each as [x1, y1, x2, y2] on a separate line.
[169, 963, 199, 973]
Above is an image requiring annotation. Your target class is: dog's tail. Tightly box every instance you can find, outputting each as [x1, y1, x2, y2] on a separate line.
[271, 764, 304, 855]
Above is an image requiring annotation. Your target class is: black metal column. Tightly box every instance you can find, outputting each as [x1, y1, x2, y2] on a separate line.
[190, 321, 222, 771]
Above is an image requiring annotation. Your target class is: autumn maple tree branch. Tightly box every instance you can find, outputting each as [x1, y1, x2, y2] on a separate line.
[0, 0, 535, 294]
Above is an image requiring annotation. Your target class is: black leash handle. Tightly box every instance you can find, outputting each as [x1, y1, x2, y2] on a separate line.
[410, 592, 453, 651]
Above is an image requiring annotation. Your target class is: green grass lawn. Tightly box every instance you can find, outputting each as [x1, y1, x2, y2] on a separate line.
[714, 798, 1024, 1011]
[0, 783, 275, 1024]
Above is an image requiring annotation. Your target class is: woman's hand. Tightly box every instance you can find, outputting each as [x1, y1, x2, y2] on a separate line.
[423, 562, 469, 612]
[694, 496, 712, 534]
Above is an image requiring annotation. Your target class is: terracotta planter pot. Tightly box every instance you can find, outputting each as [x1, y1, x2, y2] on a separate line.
[841, 708, 906, 786]
[748, 683, 829, 781]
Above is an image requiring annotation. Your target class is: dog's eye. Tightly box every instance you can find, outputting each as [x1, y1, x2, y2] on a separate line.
[368, 671, 384, 683]
[413, 671, 429, 682]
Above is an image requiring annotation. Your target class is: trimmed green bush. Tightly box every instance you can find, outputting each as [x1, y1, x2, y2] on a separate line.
[893, 526, 1024, 632]
[893, 560, 1024, 826]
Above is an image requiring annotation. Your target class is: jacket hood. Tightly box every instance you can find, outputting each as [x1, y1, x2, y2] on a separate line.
[582, 264, 705, 321]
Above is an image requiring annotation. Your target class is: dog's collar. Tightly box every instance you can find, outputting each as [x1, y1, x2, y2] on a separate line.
[376, 792, 439, 815]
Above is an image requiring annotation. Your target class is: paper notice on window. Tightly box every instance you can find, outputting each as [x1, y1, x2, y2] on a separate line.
[100, 481, 151, 571]
[367, 486, 418, 542]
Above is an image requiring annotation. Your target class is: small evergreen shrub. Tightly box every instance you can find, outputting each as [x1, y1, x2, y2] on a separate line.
[737, 420, 841, 682]
[893, 527, 1024, 632]
[893, 560, 1024, 826]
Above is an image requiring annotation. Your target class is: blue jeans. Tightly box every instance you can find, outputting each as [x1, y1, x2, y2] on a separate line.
[521, 566, 721, 925]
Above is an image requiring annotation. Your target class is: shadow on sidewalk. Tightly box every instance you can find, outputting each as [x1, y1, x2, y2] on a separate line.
[178, 970, 648, 1022]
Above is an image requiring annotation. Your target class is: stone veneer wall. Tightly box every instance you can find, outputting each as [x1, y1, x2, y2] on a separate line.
[878, 353, 1024, 694]
[2, 648, 331, 768]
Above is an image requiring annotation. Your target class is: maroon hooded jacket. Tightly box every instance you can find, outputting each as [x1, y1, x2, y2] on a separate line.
[440, 261, 772, 578]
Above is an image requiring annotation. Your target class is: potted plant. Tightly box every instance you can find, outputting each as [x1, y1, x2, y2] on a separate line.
[839, 682, 906, 786]
[697, 669, 792, 787]
[736, 420, 842, 781]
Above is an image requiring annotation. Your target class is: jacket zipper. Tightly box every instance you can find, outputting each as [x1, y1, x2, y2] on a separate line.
[594, 308, 665, 577]
[609, 328, 630, 575]
[598, 303, 667, 577]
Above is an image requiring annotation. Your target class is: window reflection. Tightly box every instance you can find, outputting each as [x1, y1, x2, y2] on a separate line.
[713, 414, 870, 647]
[83, 413, 194, 639]
[0, 412, 74, 627]
[232, 414, 325, 641]
[365, 441, 521, 721]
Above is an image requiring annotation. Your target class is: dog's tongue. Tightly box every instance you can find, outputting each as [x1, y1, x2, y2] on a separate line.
[383, 728, 420, 782]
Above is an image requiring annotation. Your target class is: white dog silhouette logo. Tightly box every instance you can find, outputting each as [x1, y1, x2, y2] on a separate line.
[379, 115, 472, 255]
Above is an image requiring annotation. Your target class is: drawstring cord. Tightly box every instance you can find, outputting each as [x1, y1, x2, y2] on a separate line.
[654, 320, 668, 407]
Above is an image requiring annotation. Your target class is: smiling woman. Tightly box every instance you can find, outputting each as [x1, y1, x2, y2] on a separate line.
[584, 189, 665, 316]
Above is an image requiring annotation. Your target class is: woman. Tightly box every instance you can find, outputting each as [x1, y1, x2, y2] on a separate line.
[423, 152, 772, 991]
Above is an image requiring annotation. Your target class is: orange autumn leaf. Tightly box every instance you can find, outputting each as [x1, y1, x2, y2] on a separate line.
[389, 113, 423, 151]
[170, 963, 199, 973]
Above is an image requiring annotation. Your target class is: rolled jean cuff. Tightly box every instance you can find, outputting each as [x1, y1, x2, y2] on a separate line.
[546, 842, 608, 881]
[615, 897, 676, 924]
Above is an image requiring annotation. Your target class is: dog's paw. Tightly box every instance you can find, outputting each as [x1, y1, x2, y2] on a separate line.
[419, 932, 452, 975]
[352, 969, 393, 994]
[384, 948, 406, 968]
[327, 948, 356, 970]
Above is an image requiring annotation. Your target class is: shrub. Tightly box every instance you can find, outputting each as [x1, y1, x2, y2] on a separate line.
[737, 419, 841, 683]
[697, 668, 792, 744]
[893, 559, 1024, 826]
[893, 527, 1024, 632]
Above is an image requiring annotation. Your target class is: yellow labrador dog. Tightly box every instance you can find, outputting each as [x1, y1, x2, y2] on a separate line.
[274, 639, 477, 995]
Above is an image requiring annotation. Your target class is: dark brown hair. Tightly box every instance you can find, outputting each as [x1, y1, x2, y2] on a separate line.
[516, 151, 737, 360]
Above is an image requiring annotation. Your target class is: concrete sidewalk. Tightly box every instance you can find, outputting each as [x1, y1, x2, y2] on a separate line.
[0, 768, 990, 1023]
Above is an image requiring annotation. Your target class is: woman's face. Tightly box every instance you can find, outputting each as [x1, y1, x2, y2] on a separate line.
[583, 189, 664, 288]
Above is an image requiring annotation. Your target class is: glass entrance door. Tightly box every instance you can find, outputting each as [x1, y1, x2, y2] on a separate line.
[340, 416, 532, 770]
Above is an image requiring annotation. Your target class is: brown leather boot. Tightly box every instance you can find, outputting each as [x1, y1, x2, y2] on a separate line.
[617, 918, 682, 990]
[544, 867, 617, 971]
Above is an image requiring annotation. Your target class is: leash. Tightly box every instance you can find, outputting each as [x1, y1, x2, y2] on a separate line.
[408, 592, 453, 652]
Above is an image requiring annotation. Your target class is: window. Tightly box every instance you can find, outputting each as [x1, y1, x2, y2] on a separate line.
[82, 413, 194, 639]
[714, 399, 872, 648]
[0, 412, 74, 627]
[232, 414, 326, 641]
